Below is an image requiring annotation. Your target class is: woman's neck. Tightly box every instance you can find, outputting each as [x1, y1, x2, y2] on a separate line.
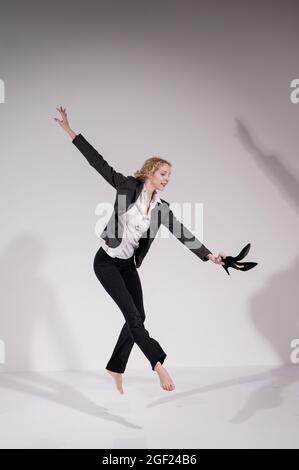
[144, 181, 156, 200]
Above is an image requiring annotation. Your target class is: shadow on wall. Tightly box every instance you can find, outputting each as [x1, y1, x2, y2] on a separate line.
[235, 117, 299, 365]
[0, 235, 82, 372]
[145, 118, 299, 421]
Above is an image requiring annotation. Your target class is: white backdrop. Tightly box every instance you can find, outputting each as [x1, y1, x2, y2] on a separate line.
[1, 0, 298, 372]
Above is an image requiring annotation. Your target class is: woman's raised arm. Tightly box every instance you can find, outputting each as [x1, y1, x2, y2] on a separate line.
[54, 106, 128, 189]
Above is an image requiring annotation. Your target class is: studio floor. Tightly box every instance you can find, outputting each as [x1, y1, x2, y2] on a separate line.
[0, 365, 298, 449]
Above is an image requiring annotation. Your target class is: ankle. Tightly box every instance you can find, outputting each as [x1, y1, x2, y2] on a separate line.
[154, 361, 163, 371]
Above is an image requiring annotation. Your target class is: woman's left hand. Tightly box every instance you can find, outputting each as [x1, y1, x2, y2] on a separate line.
[207, 252, 226, 265]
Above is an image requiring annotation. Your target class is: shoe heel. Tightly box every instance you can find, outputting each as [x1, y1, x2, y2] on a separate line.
[224, 266, 230, 276]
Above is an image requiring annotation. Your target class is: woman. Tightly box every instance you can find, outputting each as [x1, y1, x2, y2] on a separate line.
[54, 106, 226, 393]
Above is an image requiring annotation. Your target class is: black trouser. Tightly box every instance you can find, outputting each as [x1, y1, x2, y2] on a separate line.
[93, 246, 167, 373]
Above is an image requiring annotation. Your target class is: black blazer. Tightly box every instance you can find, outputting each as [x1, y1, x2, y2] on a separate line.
[72, 133, 212, 268]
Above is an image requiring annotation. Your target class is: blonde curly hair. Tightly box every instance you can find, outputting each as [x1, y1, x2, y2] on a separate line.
[134, 156, 172, 182]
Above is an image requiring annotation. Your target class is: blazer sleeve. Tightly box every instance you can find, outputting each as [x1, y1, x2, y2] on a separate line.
[72, 133, 128, 189]
[161, 205, 212, 262]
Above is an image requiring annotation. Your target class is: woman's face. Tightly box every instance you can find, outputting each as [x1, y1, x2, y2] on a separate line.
[149, 164, 171, 191]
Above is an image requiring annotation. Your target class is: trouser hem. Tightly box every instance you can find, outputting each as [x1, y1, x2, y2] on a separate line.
[152, 353, 167, 371]
[105, 365, 125, 374]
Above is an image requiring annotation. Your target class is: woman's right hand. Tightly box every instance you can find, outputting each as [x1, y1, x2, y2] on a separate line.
[54, 106, 77, 140]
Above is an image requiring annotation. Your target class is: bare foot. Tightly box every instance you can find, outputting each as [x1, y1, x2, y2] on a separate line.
[154, 362, 175, 391]
[106, 369, 124, 394]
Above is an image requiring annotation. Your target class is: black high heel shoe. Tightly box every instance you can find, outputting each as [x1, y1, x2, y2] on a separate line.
[220, 243, 258, 276]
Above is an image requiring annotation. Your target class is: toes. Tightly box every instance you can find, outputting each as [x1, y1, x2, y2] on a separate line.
[163, 383, 175, 391]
